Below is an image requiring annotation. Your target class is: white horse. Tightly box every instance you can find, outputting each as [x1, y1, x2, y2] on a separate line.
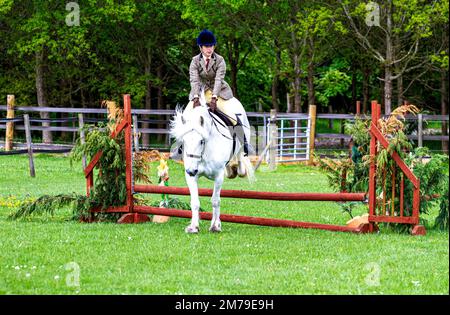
[169, 97, 254, 233]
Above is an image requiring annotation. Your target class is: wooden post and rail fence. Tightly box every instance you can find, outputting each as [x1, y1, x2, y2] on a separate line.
[1, 94, 449, 176]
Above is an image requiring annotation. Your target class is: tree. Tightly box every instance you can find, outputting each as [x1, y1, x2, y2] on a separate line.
[180, 0, 258, 99]
[340, 0, 447, 114]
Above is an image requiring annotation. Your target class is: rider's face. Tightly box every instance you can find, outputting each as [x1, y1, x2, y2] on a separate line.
[200, 45, 215, 58]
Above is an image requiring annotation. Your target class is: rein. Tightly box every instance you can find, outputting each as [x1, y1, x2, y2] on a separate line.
[209, 109, 251, 131]
[208, 110, 233, 140]
[207, 110, 239, 164]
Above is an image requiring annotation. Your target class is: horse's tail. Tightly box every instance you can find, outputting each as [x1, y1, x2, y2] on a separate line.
[240, 154, 256, 183]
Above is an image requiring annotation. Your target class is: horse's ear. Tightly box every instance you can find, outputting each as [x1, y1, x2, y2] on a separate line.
[181, 115, 186, 124]
[200, 116, 204, 127]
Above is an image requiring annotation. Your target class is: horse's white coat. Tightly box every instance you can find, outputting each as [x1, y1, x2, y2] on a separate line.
[169, 100, 253, 233]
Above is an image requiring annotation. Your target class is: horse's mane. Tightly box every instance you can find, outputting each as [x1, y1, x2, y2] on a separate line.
[169, 105, 210, 141]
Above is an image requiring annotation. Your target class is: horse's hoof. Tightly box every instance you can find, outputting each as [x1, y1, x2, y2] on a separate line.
[209, 225, 222, 233]
[226, 168, 238, 179]
[185, 225, 199, 234]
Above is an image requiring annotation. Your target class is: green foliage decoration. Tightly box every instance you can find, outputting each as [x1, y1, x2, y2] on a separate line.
[8, 193, 91, 221]
[70, 123, 125, 207]
[405, 147, 449, 229]
[317, 106, 449, 231]
[11, 105, 153, 221]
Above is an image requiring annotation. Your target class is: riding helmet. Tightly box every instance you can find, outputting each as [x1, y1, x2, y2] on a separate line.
[197, 29, 216, 46]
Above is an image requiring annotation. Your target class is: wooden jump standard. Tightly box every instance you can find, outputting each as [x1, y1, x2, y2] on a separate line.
[83, 95, 425, 235]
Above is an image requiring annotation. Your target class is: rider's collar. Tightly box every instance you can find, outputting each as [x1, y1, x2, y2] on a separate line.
[200, 52, 216, 60]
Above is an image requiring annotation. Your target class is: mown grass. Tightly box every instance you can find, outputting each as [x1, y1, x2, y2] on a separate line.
[0, 154, 448, 295]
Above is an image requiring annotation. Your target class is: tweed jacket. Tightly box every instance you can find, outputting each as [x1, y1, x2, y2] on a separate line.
[189, 52, 233, 101]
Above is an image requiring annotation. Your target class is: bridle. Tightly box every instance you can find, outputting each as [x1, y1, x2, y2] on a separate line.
[182, 116, 212, 161]
[185, 131, 206, 160]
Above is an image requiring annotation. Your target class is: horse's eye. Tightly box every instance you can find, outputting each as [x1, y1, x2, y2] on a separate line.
[200, 140, 205, 145]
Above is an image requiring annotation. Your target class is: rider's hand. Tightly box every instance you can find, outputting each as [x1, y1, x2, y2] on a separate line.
[193, 97, 200, 108]
[209, 97, 217, 112]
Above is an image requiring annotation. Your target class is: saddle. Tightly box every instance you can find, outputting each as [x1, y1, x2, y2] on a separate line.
[211, 108, 234, 127]
[209, 107, 249, 157]
[170, 104, 249, 161]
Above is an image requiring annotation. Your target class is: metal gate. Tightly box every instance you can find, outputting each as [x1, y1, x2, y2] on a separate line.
[266, 114, 311, 162]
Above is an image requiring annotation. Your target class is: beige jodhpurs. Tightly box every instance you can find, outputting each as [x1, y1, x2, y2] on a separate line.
[185, 90, 237, 125]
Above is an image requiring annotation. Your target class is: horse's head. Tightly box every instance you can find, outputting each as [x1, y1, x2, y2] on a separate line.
[170, 105, 211, 177]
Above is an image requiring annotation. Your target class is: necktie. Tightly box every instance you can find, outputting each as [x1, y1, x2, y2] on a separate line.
[205, 58, 209, 70]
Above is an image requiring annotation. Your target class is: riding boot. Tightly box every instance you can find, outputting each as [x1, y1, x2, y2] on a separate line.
[243, 136, 249, 157]
[235, 116, 249, 157]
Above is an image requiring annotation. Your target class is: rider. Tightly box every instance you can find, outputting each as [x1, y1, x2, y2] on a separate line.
[187, 29, 234, 116]
[174, 29, 248, 158]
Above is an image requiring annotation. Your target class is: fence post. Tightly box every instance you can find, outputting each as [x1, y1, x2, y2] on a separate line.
[5, 95, 15, 151]
[23, 114, 35, 177]
[132, 115, 140, 153]
[328, 105, 333, 129]
[262, 113, 267, 149]
[417, 113, 423, 148]
[368, 100, 379, 231]
[308, 105, 317, 165]
[268, 109, 277, 170]
[340, 117, 345, 147]
[356, 101, 361, 115]
[78, 113, 87, 169]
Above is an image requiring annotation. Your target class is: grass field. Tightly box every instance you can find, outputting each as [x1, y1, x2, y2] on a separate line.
[0, 154, 448, 295]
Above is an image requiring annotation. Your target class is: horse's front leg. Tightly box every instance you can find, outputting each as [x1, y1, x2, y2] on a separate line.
[210, 169, 224, 233]
[185, 173, 200, 234]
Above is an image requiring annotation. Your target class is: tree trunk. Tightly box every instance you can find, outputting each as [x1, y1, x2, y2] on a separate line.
[397, 74, 403, 108]
[271, 76, 279, 112]
[293, 55, 301, 113]
[362, 67, 370, 113]
[227, 38, 239, 99]
[286, 93, 293, 113]
[271, 40, 281, 111]
[156, 64, 164, 144]
[81, 86, 86, 108]
[36, 49, 52, 144]
[380, 67, 385, 110]
[142, 55, 152, 148]
[307, 38, 315, 107]
[328, 105, 334, 129]
[60, 79, 70, 142]
[307, 60, 315, 107]
[290, 3, 302, 113]
[441, 70, 448, 153]
[230, 61, 238, 99]
[384, 0, 393, 114]
[393, 32, 403, 108]
[351, 66, 357, 107]
[384, 67, 393, 115]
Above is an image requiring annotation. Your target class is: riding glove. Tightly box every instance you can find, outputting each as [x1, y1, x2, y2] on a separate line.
[193, 97, 200, 108]
[209, 97, 217, 112]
